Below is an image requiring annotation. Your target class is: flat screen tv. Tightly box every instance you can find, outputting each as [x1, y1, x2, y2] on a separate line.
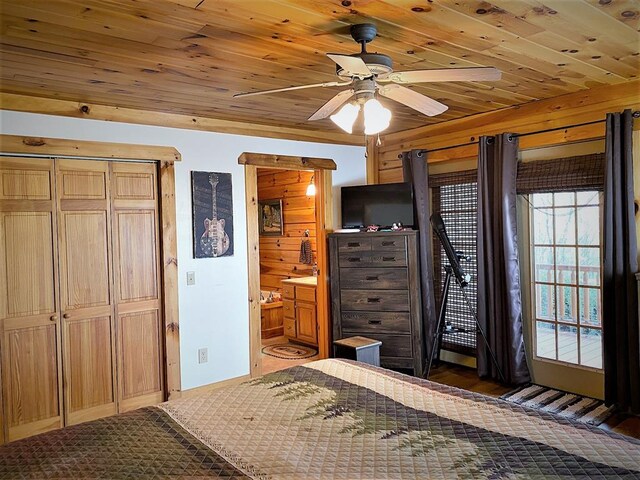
[341, 182, 414, 229]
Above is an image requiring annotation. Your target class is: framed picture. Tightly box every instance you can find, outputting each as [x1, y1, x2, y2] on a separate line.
[259, 199, 283, 236]
[192, 171, 234, 258]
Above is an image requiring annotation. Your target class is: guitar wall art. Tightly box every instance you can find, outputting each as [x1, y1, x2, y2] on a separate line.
[191, 171, 233, 258]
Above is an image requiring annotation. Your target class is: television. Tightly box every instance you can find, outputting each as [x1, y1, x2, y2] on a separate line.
[341, 182, 414, 229]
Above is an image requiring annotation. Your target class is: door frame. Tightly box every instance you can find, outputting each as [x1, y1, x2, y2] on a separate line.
[239, 152, 336, 377]
[0, 134, 182, 405]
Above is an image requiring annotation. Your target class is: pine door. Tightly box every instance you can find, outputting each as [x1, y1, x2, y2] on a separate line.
[0, 158, 63, 442]
[56, 160, 118, 425]
[111, 162, 164, 412]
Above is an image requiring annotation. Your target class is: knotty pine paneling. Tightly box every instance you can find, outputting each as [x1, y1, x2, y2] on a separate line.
[375, 80, 640, 183]
[257, 168, 317, 292]
[0, 0, 638, 135]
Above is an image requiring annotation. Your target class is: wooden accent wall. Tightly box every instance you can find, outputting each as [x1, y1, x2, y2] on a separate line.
[257, 168, 317, 292]
[373, 80, 640, 183]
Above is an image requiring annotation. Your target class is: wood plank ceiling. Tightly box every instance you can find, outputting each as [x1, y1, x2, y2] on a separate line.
[1, 0, 639, 135]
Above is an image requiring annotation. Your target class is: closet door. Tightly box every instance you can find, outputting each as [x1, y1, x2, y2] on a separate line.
[0, 158, 63, 442]
[56, 160, 117, 425]
[111, 162, 164, 412]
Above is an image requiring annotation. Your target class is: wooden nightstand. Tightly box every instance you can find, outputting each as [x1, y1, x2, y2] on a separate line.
[333, 336, 382, 367]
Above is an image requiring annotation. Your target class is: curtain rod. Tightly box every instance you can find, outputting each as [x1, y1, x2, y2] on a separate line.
[405, 110, 640, 158]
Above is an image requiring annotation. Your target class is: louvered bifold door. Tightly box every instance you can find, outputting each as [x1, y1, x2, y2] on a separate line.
[0, 158, 64, 443]
[55, 159, 118, 426]
[110, 162, 164, 413]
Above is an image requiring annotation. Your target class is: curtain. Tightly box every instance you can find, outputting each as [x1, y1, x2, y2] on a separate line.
[603, 109, 639, 414]
[402, 149, 438, 365]
[477, 134, 531, 385]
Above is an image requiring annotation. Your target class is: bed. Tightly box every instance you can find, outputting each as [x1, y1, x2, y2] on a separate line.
[1, 359, 639, 479]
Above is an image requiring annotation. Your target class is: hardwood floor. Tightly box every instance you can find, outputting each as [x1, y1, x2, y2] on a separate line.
[261, 336, 319, 375]
[428, 362, 640, 440]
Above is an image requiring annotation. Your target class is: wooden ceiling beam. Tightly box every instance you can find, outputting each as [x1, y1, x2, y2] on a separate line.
[0, 92, 362, 146]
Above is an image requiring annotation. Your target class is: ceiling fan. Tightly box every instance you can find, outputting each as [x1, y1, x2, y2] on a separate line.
[233, 23, 502, 134]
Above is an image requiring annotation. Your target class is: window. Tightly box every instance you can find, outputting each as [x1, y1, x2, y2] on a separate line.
[530, 191, 602, 369]
[432, 173, 478, 355]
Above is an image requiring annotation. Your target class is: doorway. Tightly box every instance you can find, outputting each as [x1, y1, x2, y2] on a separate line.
[257, 167, 320, 373]
[240, 153, 336, 378]
[518, 141, 606, 399]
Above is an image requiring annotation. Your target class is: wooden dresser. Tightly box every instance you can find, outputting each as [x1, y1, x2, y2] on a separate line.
[329, 231, 424, 377]
[281, 277, 318, 347]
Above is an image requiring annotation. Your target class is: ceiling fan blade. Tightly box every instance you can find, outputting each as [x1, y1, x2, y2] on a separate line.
[234, 80, 350, 98]
[385, 67, 502, 84]
[326, 53, 372, 77]
[378, 84, 448, 117]
[308, 89, 355, 121]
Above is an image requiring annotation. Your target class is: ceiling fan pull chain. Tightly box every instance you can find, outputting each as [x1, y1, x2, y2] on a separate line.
[376, 133, 382, 146]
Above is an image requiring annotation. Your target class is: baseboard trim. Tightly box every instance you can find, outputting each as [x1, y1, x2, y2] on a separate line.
[440, 350, 477, 368]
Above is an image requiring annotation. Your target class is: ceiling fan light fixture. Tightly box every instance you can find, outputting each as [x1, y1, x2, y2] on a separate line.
[363, 98, 392, 135]
[330, 102, 359, 133]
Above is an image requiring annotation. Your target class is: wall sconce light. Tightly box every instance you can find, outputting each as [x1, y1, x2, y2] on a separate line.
[306, 175, 316, 196]
[330, 98, 392, 135]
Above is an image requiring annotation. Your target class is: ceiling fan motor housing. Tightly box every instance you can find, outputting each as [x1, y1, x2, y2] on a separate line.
[336, 53, 393, 79]
[336, 24, 394, 80]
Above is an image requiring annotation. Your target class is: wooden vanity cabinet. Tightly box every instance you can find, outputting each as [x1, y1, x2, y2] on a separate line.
[282, 279, 318, 347]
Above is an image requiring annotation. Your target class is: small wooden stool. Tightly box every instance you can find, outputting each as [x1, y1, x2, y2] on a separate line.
[333, 336, 382, 367]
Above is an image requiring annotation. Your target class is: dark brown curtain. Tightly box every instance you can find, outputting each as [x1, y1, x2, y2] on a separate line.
[402, 149, 438, 365]
[477, 134, 531, 385]
[603, 109, 639, 414]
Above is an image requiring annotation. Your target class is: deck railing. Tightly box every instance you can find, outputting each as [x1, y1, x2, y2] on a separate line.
[535, 263, 600, 322]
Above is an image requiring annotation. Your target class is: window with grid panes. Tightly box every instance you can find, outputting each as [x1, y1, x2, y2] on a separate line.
[530, 191, 603, 370]
[432, 176, 478, 356]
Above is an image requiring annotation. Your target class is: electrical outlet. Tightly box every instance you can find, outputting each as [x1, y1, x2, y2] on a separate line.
[198, 347, 208, 364]
[186, 271, 196, 286]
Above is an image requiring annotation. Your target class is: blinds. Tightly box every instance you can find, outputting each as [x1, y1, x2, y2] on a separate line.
[516, 153, 605, 193]
[431, 170, 478, 356]
[427, 152, 604, 356]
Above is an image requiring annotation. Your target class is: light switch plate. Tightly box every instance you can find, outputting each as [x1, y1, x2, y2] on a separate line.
[186, 271, 196, 285]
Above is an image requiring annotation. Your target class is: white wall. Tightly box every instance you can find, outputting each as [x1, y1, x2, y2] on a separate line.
[0, 110, 366, 390]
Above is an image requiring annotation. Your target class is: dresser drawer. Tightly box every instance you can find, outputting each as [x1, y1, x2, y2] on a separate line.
[338, 251, 407, 267]
[340, 289, 409, 311]
[282, 284, 295, 299]
[296, 286, 316, 303]
[283, 299, 295, 318]
[341, 311, 411, 334]
[337, 236, 371, 252]
[371, 236, 406, 251]
[342, 332, 412, 358]
[340, 267, 408, 290]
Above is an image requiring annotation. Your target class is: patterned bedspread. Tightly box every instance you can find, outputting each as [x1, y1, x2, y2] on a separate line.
[1, 359, 639, 479]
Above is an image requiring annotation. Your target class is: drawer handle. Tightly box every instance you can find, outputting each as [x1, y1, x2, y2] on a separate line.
[348, 257, 361, 262]
[382, 257, 395, 262]
[381, 241, 395, 246]
[347, 242, 360, 247]
[368, 320, 381, 325]
[367, 297, 381, 303]
[365, 275, 379, 281]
